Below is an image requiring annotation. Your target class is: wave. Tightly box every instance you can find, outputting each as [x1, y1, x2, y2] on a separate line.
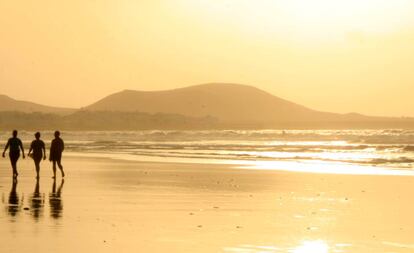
[2, 129, 414, 170]
[5, 129, 414, 143]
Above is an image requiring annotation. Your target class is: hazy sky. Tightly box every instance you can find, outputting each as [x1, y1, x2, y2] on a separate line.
[1, 0, 414, 116]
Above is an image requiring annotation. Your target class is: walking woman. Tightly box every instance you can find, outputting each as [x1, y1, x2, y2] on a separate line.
[50, 131, 65, 178]
[2, 130, 25, 177]
[28, 132, 46, 179]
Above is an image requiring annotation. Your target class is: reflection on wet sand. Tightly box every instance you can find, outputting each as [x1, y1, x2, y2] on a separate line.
[4, 179, 21, 217]
[49, 179, 64, 219]
[223, 240, 331, 253]
[30, 179, 44, 220]
[1, 158, 414, 253]
[2, 178, 63, 220]
[291, 240, 329, 253]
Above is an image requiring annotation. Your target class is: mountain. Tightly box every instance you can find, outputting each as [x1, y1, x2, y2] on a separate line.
[0, 111, 218, 130]
[85, 83, 381, 124]
[86, 83, 319, 122]
[0, 94, 75, 115]
[1, 83, 414, 130]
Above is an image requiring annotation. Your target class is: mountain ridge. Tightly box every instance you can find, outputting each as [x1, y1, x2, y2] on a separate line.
[85, 83, 336, 123]
[0, 94, 75, 115]
[1, 83, 414, 129]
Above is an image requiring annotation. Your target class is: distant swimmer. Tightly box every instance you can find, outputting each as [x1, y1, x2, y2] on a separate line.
[2, 130, 25, 177]
[50, 131, 65, 178]
[28, 132, 46, 179]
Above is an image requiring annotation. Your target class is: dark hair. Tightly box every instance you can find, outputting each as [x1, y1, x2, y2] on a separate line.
[12, 130, 18, 137]
[54, 130, 60, 137]
[35, 132, 41, 139]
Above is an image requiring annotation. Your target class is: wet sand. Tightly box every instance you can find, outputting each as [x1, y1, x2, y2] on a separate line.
[0, 156, 413, 252]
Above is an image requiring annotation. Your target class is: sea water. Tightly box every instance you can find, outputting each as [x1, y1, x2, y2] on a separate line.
[2, 129, 414, 175]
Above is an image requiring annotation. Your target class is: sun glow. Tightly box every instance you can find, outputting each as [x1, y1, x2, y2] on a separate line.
[177, 0, 414, 43]
[291, 240, 329, 253]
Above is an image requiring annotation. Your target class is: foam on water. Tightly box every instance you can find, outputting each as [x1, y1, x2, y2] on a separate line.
[2, 129, 414, 174]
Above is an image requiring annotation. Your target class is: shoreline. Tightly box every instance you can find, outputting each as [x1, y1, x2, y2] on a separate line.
[63, 152, 414, 177]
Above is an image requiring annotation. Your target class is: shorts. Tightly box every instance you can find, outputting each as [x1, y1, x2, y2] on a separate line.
[50, 153, 62, 163]
[9, 151, 20, 164]
[33, 154, 43, 163]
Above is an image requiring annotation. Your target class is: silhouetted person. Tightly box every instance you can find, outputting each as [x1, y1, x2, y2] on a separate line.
[30, 179, 44, 220]
[28, 132, 46, 179]
[2, 130, 25, 177]
[50, 131, 65, 178]
[8, 178, 20, 217]
[49, 178, 64, 219]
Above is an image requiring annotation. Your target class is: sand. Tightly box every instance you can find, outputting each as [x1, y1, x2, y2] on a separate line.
[0, 156, 413, 252]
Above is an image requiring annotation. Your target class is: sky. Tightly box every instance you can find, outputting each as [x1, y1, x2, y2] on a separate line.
[1, 0, 414, 116]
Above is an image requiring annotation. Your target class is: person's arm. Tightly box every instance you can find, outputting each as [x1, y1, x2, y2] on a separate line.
[2, 140, 10, 158]
[19, 140, 25, 159]
[43, 142, 46, 160]
[49, 141, 53, 161]
[61, 140, 64, 152]
[28, 145, 33, 156]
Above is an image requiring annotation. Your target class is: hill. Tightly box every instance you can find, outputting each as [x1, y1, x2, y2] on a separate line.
[0, 111, 218, 130]
[0, 95, 75, 115]
[85, 83, 394, 124]
[1, 83, 414, 130]
[86, 83, 328, 123]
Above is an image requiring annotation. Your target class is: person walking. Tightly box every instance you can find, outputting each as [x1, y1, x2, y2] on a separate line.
[50, 131, 65, 178]
[28, 132, 46, 179]
[2, 130, 25, 177]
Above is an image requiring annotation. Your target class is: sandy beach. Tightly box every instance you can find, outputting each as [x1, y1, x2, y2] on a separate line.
[3, 0, 414, 251]
[0, 156, 412, 252]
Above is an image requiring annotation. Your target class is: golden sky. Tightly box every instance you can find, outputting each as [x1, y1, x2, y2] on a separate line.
[1, 0, 414, 116]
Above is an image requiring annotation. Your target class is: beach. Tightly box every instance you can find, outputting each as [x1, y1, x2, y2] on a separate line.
[3, 0, 414, 251]
[0, 156, 413, 253]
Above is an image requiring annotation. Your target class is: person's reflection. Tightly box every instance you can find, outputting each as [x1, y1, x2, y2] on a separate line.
[8, 178, 21, 217]
[49, 179, 64, 219]
[30, 179, 44, 220]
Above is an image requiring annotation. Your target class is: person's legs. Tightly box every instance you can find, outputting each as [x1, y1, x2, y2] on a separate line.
[57, 159, 64, 177]
[11, 160, 17, 176]
[9, 152, 19, 177]
[34, 159, 41, 178]
[52, 160, 57, 179]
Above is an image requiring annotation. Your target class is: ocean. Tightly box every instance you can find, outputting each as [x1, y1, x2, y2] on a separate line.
[2, 129, 414, 175]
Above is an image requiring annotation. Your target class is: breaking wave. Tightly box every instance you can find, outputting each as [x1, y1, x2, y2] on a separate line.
[2, 129, 414, 170]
